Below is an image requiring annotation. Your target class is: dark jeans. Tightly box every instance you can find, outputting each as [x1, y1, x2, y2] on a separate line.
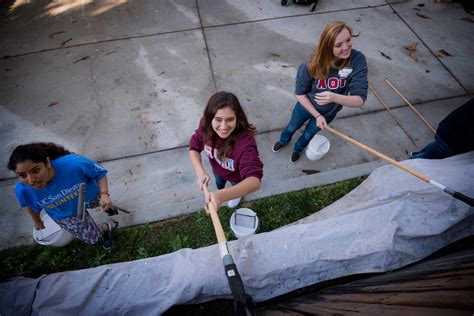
[213, 170, 237, 190]
[280, 102, 336, 152]
[410, 135, 455, 159]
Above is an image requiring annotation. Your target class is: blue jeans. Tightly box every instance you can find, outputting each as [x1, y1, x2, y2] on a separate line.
[280, 102, 336, 152]
[410, 135, 455, 159]
[213, 170, 237, 190]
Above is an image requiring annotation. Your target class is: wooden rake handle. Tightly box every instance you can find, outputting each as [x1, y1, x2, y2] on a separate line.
[385, 79, 436, 135]
[202, 185, 227, 244]
[325, 125, 430, 183]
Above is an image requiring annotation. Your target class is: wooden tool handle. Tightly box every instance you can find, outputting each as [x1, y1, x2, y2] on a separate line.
[369, 83, 416, 146]
[325, 125, 430, 183]
[385, 79, 436, 135]
[203, 186, 227, 243]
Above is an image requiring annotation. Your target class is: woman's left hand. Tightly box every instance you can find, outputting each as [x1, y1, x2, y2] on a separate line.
[315, 91, 336, 105]
[99, 194, 113, 211]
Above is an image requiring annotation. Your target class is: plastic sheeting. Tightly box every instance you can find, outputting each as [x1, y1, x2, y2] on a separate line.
[1, 152, 473, 315]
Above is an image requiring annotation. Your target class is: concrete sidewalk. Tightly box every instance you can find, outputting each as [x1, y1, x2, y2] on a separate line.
[0, 0, 472, 249]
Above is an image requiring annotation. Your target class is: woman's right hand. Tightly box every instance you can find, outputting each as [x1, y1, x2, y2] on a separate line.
[197, 173, 210, 190]
[34, 220, 45, 230]
[204, 191, 221, 213]
[316, 115, 328, 129]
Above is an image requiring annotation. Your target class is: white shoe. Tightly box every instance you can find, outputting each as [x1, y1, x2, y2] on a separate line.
[227, 197, 241, 208]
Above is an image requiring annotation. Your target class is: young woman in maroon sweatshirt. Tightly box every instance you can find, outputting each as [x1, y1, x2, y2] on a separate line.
[189, 91, 263, 210]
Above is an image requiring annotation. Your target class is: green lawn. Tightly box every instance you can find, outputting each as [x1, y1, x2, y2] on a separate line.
[0, 177, 365, 282]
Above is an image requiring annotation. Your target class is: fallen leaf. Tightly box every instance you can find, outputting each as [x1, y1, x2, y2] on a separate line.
[49, 31, 65, 39]
[60, 38, 72, 47]
[461, 17, 474, 23]
[270, 53, 280, 58]
[439, 49, 453, 56]
[73, 56, 89, 64]
[379, 50, 392, 60]
[425, 69, 431, 73]
[352, 32, 360, 37]
[433, 49, 454, 57]
[302, 169, 320, 175]
[404, 42, 418, 61]
[408, 42, 418, 51]
[416, 12, 431, 19]
[48, 101, 59, 107]
[417, 3, 425, 7]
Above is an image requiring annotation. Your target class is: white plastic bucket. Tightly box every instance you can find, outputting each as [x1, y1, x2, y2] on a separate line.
[305, 134, 330, 161]
[230, 208, 259, 239]
[33, 213, 74, 247]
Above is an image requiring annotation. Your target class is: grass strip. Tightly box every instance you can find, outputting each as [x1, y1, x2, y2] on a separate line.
[0, 177, 365, 282]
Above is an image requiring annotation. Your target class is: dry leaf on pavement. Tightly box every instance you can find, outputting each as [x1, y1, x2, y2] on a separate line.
[379, 50, 391, 60]
[433, 49, 454, 57]
[404, 42, 418, 62]
[416, 12, 431, 19]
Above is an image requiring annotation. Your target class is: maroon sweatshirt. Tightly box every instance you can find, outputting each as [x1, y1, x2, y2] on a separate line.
[189, 128, 264, 183]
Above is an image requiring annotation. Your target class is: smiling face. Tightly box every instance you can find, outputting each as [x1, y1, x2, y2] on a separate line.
[332, 28, 352, 60]
[211, 106, 237, 139]
[15, 159, 53, 189]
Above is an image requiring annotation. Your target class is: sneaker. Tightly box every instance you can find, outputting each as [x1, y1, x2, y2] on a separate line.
[290, 151, 301, 163]
[100, 222, 113, 250]
[272, 141, 285, 153]
[227, 197, 241, 208]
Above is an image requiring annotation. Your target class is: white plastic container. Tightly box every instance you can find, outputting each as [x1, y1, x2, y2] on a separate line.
[33, 212, 74, 247]
[305, 134, 330, 161]
[230, 208, 259, 239]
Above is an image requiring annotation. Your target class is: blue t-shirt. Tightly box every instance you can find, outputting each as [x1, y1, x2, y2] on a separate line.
[14, 154, 108, 221]
[295, 48, 368, 117]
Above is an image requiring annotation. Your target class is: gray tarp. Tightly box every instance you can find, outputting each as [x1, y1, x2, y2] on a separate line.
[1, 152, 473, 315]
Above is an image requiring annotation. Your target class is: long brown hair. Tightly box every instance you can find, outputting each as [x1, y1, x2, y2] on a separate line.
[200, 91, 256, 160]
[307, 21, 353, 79]
[8, 142, 71, 171]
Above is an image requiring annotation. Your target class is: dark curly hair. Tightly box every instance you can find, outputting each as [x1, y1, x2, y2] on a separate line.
[8, 142, 71, 171]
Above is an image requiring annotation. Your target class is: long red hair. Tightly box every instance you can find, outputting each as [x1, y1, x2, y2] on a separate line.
[307, 21, 353, 79]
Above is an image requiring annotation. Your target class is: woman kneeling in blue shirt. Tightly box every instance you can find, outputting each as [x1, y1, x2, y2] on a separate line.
[8, 142, 116, 249]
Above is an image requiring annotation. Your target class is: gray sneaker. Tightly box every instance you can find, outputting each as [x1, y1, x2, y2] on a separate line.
[272, 141, 285, 153]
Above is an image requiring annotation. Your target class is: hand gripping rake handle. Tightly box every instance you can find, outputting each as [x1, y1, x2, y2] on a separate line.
[325, 126, 474, 207]
[202, 186, 254, 316]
